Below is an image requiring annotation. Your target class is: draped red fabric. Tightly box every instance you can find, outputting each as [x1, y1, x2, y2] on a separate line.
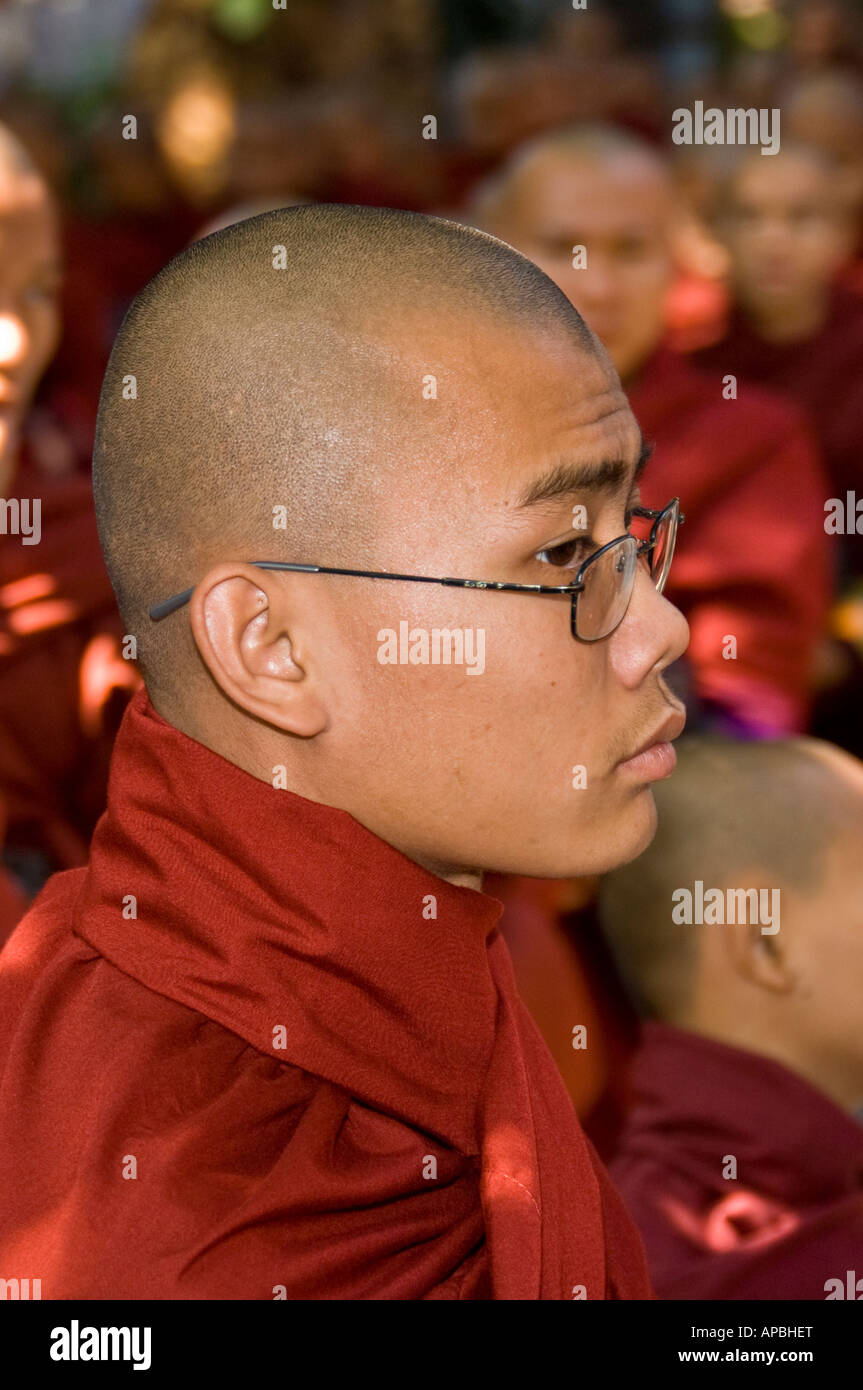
[627, 348, 833, 733]
[609, 1023, 863, 1300]
[0, 458, 139, 875]
[0, 688, 652, 1300]
[694, 287, 863, 583]
[487, 873, 639, 1124]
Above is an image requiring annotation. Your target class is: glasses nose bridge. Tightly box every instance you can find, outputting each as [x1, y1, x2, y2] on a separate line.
[573, 499, 681, 641]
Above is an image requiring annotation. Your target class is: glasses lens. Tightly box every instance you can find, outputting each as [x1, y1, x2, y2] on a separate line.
[576, 536, 639, 640]
[650, 503, 678, 594]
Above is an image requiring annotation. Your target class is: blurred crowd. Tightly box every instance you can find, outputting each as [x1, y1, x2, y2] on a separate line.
[2, 0, 863, 1301]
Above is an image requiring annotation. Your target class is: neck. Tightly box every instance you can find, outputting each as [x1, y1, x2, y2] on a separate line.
[411, 857, 484, 893]
[680, 1011, 863, 1115]
[166, 695, 488, 896]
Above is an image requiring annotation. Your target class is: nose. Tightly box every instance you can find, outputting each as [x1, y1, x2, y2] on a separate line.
[609, 566, 690, 690]
[0, 313, 27, 369]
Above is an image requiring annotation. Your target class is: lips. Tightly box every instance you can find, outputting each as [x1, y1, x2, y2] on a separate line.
[620, 707, 687, 765]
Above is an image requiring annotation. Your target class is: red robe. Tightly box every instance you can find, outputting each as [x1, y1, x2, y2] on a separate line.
[0, 796, 28, 947]
[694, 287, 863, 583]
[0, 456, 140, 904]
[0, 688, 652, 1300]
[487, 875, 638, 1130]
[629, 348, 833, 734]
[609, 1023, 863, 1300]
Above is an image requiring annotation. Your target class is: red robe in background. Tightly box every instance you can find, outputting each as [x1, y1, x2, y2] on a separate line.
[0, 795, 28, 947]
[609, 1023, 863, 1300]
[694, 287, 863, 583]
[0, 456, 140, 920]
[629, 348, 833, 735]
[488, 876, 639, 1135]
[0, 689, 652, 1300]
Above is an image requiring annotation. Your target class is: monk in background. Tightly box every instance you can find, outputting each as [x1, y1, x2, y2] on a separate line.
[599, 736, 863, 1300]
[472, 124, 832, 741]
[695, 143, 863, 587]
[0, 125, 139, 945]
[695, 141, 863, 759]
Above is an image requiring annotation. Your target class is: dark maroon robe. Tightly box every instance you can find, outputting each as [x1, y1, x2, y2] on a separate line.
[0, 455, 140, 907]
[0, 688, 653, 1300]
[694, 286, 863, 583]
[628, 348, 833, 734]
[609, 1023, 863, 1300]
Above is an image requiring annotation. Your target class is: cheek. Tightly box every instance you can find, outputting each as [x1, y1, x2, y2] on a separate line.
[338, 586, 614, 760]
[631, 263, 671, 305]
[811, 230, 849, 270]
[480, 634, 611, 782]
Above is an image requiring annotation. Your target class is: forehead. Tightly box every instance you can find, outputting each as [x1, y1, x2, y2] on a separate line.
[511, 152, 673, 235]
[380, 308, 640, 512]
[733, 154, 833, 205]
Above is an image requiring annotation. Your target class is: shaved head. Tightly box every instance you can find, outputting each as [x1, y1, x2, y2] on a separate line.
[719, 138, 846, 208]
[785, 71, 863, 151]
[470, 123, 678, 380]
[599, 736, 863, 1021]
[93, 203, 595, 704]
[473, 123, 672, 229]
[92, 200, 689, 891]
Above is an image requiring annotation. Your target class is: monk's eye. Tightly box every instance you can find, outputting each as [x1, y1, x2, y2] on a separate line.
[613, 238, 650, 264]
[536, 536, 594, 571]
[538, 236, 578, 261]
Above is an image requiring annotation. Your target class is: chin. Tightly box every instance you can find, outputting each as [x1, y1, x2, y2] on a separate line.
[592, 793, 658, 876]
[491, 793, 659, 880]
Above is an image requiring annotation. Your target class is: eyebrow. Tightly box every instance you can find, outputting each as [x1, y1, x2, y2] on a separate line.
[515, 434, 653, 510]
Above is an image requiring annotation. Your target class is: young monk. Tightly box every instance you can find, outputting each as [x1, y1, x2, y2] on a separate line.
[696, 143, 863, 586]
[0, 204, 689, 1300]
[471, 124, 832, 739]
[599, 736, 863, 1300]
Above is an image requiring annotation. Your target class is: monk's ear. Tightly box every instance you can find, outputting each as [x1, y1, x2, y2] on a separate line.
[722, 915, 795, 996]
[188, 564, 327, 736]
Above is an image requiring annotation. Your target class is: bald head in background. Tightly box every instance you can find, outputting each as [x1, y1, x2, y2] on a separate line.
[599, 736, 863, 1111]
[471, 124, 679, 381]
[715, 143, 856, 342]
[0, 125, 61, 491]
[93, 203, 688, 887]
[785, 71, 863, 209]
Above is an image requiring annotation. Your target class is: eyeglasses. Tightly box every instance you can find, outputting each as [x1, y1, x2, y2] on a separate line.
[149, 497, 683, 642]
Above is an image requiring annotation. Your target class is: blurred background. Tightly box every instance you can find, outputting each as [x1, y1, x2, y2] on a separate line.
[0, 0, 860, 468]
